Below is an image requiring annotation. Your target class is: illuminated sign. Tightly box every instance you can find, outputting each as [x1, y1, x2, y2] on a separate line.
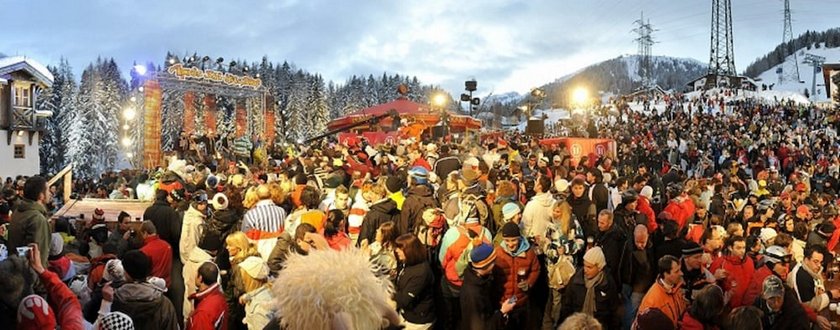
[167, 63, 262, 89]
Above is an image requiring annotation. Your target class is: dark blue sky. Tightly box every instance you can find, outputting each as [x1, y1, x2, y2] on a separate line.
[3, 0, 839, 95]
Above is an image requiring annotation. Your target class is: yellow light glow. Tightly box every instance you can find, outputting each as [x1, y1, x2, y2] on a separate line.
[432, 94, 447, 107]
[126, 152, 134, 159]
[122, 137, 132, 147]
[572, 87, 589, 106]
[123, 107, 136, 120]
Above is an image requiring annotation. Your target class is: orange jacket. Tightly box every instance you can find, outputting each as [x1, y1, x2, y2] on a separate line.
[637, 279, 687, 328]
[493, 239, 540, 308]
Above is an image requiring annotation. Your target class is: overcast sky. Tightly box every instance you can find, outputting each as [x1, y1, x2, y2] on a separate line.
[3, 0, 840, 97]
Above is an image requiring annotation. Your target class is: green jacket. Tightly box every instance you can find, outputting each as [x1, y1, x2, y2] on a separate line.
[6, 198, 50, 268]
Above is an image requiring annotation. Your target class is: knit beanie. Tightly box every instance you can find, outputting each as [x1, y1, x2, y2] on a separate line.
[210, 193, 229, 211]
[502, 203, 521, 221]
[470, 243, 496, 269]
[639, 186, 654, 199]
[583, 247, 606, 270]
[681, 241, 703, 256]
[97, 311, 135, 330]
[17, 294, 56, 330]
[49, 233, 64, 257]
[122, 250, 151, 281]
[501, 222, 521, 238]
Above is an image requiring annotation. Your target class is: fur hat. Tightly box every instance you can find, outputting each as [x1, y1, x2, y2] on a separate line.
[103, 259, 125, 283]
[49, 233, 64, 257]
[554, 179, 570, 192]
[272, 249, 397, 330]
[210, 193, 229, 211]
[205, 175, 219, 190]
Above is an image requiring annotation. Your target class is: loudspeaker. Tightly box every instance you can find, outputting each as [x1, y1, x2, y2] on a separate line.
[525, 119, 544, 135]
[432, 126, 447, 139]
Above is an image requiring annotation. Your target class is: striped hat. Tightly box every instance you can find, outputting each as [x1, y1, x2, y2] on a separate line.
[470, 243, 496, 269]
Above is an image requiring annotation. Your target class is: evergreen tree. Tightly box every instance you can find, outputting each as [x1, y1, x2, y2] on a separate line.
[38, 58, 75, 174]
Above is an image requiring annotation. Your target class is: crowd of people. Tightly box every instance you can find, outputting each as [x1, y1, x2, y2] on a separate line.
[1, 89, 840, 330]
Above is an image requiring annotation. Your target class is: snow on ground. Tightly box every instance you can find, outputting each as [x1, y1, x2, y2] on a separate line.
[754, 44, 840, 103]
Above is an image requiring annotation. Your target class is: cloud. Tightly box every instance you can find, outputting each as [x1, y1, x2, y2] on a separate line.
[3, 0, 840, 98]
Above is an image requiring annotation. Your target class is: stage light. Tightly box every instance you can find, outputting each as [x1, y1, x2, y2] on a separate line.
[572, 87, 589, 107]
[202, 56, 210, 62]
[255, 73, 260, 78]
[17, 131, 24, 136]
[134, 64, 147, 75]
[138, 86, 144, 93]
[229, 61, 237, 67]
[216, 57, 224, 64]
[123, 107, 136, 120]
[432, 93, 447, 107]
[242, 66, 249, 73]
[168, 58, 176, 65]
[126, 152, 133, 159]
[122, 137, 132, 147]
[296, 139, 303, 144]
[123, 124, 130, 130]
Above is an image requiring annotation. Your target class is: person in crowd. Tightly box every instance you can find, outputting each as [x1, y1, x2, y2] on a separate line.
[180, 190, 208, 265]
[324, 209, 352, 250]
[285, 185, 327, 234]
[709, 235, 755, 308]
[595, 209, 625, 284]
[637, 255, 686, 328]
[568, 178, 597, 240]
[237, 255, 272, 330]
[400, 166, 437, 236]
[143, 189, 184, 323]
[494, 222, 540, 329]
[788, 244, 840, 312]
[358, 181, 400, 247]
[6, 176, 51, 268]
[558, 247, 620, 329]
[619, 224, 654, 330]
[522, 175, 555, 239]
[726, 306, 763, 330]
[135, 220, 173, 288]
[681, 285, 725, 330]
[494, 202, 522, 245]
[241, 184, 286, 237]
[111, 250, 179, 330]
[266, 223, 328, 274]
[365, 221, 399, 277]
[753, 275, 810, 330]
[394, 233, 436, 329]
[48, 232, 77, 282]
[681, 241, 718, 303]
[744, 245, 792, 306]
[460, 242, 515, 330]
[558, 312, 603, 330]
[186, 262, 228, 330]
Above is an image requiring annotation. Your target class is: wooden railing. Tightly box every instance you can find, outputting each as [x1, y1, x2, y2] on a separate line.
[48, 164, 73, 203]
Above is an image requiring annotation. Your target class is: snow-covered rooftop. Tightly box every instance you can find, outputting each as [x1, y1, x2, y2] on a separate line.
[0, 56, 54, 85]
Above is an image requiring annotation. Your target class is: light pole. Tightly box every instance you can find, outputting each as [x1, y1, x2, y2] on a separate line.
[460, 80, 480, 117]
[432, 93, 449, 137]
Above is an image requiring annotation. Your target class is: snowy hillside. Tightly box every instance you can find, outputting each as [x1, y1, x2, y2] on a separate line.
[482, 91, 523, 105]
[753, 43, 840, 102]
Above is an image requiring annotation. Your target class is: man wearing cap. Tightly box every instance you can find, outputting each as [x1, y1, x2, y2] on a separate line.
[400, 166, 438, 235]
[637, 255, 686, 328]
[754, 275, 810, 330]
[558, 247, 620, 329]
[807, 221, 835, 248]
[637, 186, 657, 233]
[493, 203, 521, 245]
[612, 191, 646, 237]
[744, 245, 792, 305]
[680, 241, 717, 303]
[180, 190, 208, 266]
[493, 222, 540, 329]
[522, 176, 556, 240]
[460, 243, 515, 330]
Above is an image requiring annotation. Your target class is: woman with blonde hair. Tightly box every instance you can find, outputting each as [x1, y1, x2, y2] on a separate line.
[542, 200, 585, 329]
[242, 187, 260, 210]
[224, 231, 262, 329]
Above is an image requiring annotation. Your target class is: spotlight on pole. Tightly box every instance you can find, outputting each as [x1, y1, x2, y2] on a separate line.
[121, 137, 132, 147]
[123, 107, 137, 121]
[216, 57, 224, 64]
[130, 96, 136, 102]
[202, 56, 210, 62]
[138, 86, 144, 93]
[133, 64, 147, 76]
[168, 57, 176, 65]
[126, 152, 134, 159]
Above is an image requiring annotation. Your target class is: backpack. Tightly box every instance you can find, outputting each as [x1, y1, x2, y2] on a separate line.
[453, 226, 486, 279]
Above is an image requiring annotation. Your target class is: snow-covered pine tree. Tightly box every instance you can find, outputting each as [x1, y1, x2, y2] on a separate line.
[98, 59, 127, 171]
[273, 62, 293, 144]
[285, 70, 309, 141]
[215, 94, 235, 140]
[38, 59, 75, 174]
[306, 74, 329, 136]
[68, 63, 99, 179]
[161, 90, 185, 152]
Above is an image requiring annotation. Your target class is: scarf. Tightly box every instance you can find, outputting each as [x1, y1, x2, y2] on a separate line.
[582, 271, 606, 316]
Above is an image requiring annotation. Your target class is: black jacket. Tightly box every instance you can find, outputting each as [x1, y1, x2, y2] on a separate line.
[459, 268, 505, 330]
[569, 195, 597, 239]
[589, 183, 610, 214]
[613, 205, 646, 237]
[394, 261, 436, 324]
[143, 200, 183, 257]
[358, 199, 400, 247]
[434, 156, 462, 182]
[400, 185, 438, 236]
[619, 239, 655, 291]
[597, 225, 626, 284]
[557, 269, 621, 329]
[754, 287, 809, 330]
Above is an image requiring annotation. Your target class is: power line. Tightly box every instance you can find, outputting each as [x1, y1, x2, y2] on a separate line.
[780, 0, 801, 83]
[634, 11, 656, 89]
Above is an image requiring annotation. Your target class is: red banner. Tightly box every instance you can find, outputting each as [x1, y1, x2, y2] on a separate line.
[265, 110, 276, 144]
[204, 95, 216, 135]
[143, 80, 162, 169]
[539, 137, 616, 167]
[337, 132, 400, 146]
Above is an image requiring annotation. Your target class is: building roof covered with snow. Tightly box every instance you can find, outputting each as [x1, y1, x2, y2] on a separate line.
[0, 56, 54, 86]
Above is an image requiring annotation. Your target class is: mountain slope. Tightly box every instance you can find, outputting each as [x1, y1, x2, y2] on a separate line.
[534, 54, 706, 108]
[752, 43, 840, 102]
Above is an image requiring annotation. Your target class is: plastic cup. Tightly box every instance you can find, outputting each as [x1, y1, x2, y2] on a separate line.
[831, 303, 837, 312]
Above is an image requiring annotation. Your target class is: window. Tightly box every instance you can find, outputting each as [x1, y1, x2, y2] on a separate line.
[14, 86, 31, 107]
[14, 145, 24, 159]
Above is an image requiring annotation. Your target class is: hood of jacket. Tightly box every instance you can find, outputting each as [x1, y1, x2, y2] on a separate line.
[407, 184, 434, 198]
[15, 198, 46, 215]
[501, 236, 531, 257]
[531, 192, 556, 208]
[371, 198, 398, 214]
[115, 282, 165, 305]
